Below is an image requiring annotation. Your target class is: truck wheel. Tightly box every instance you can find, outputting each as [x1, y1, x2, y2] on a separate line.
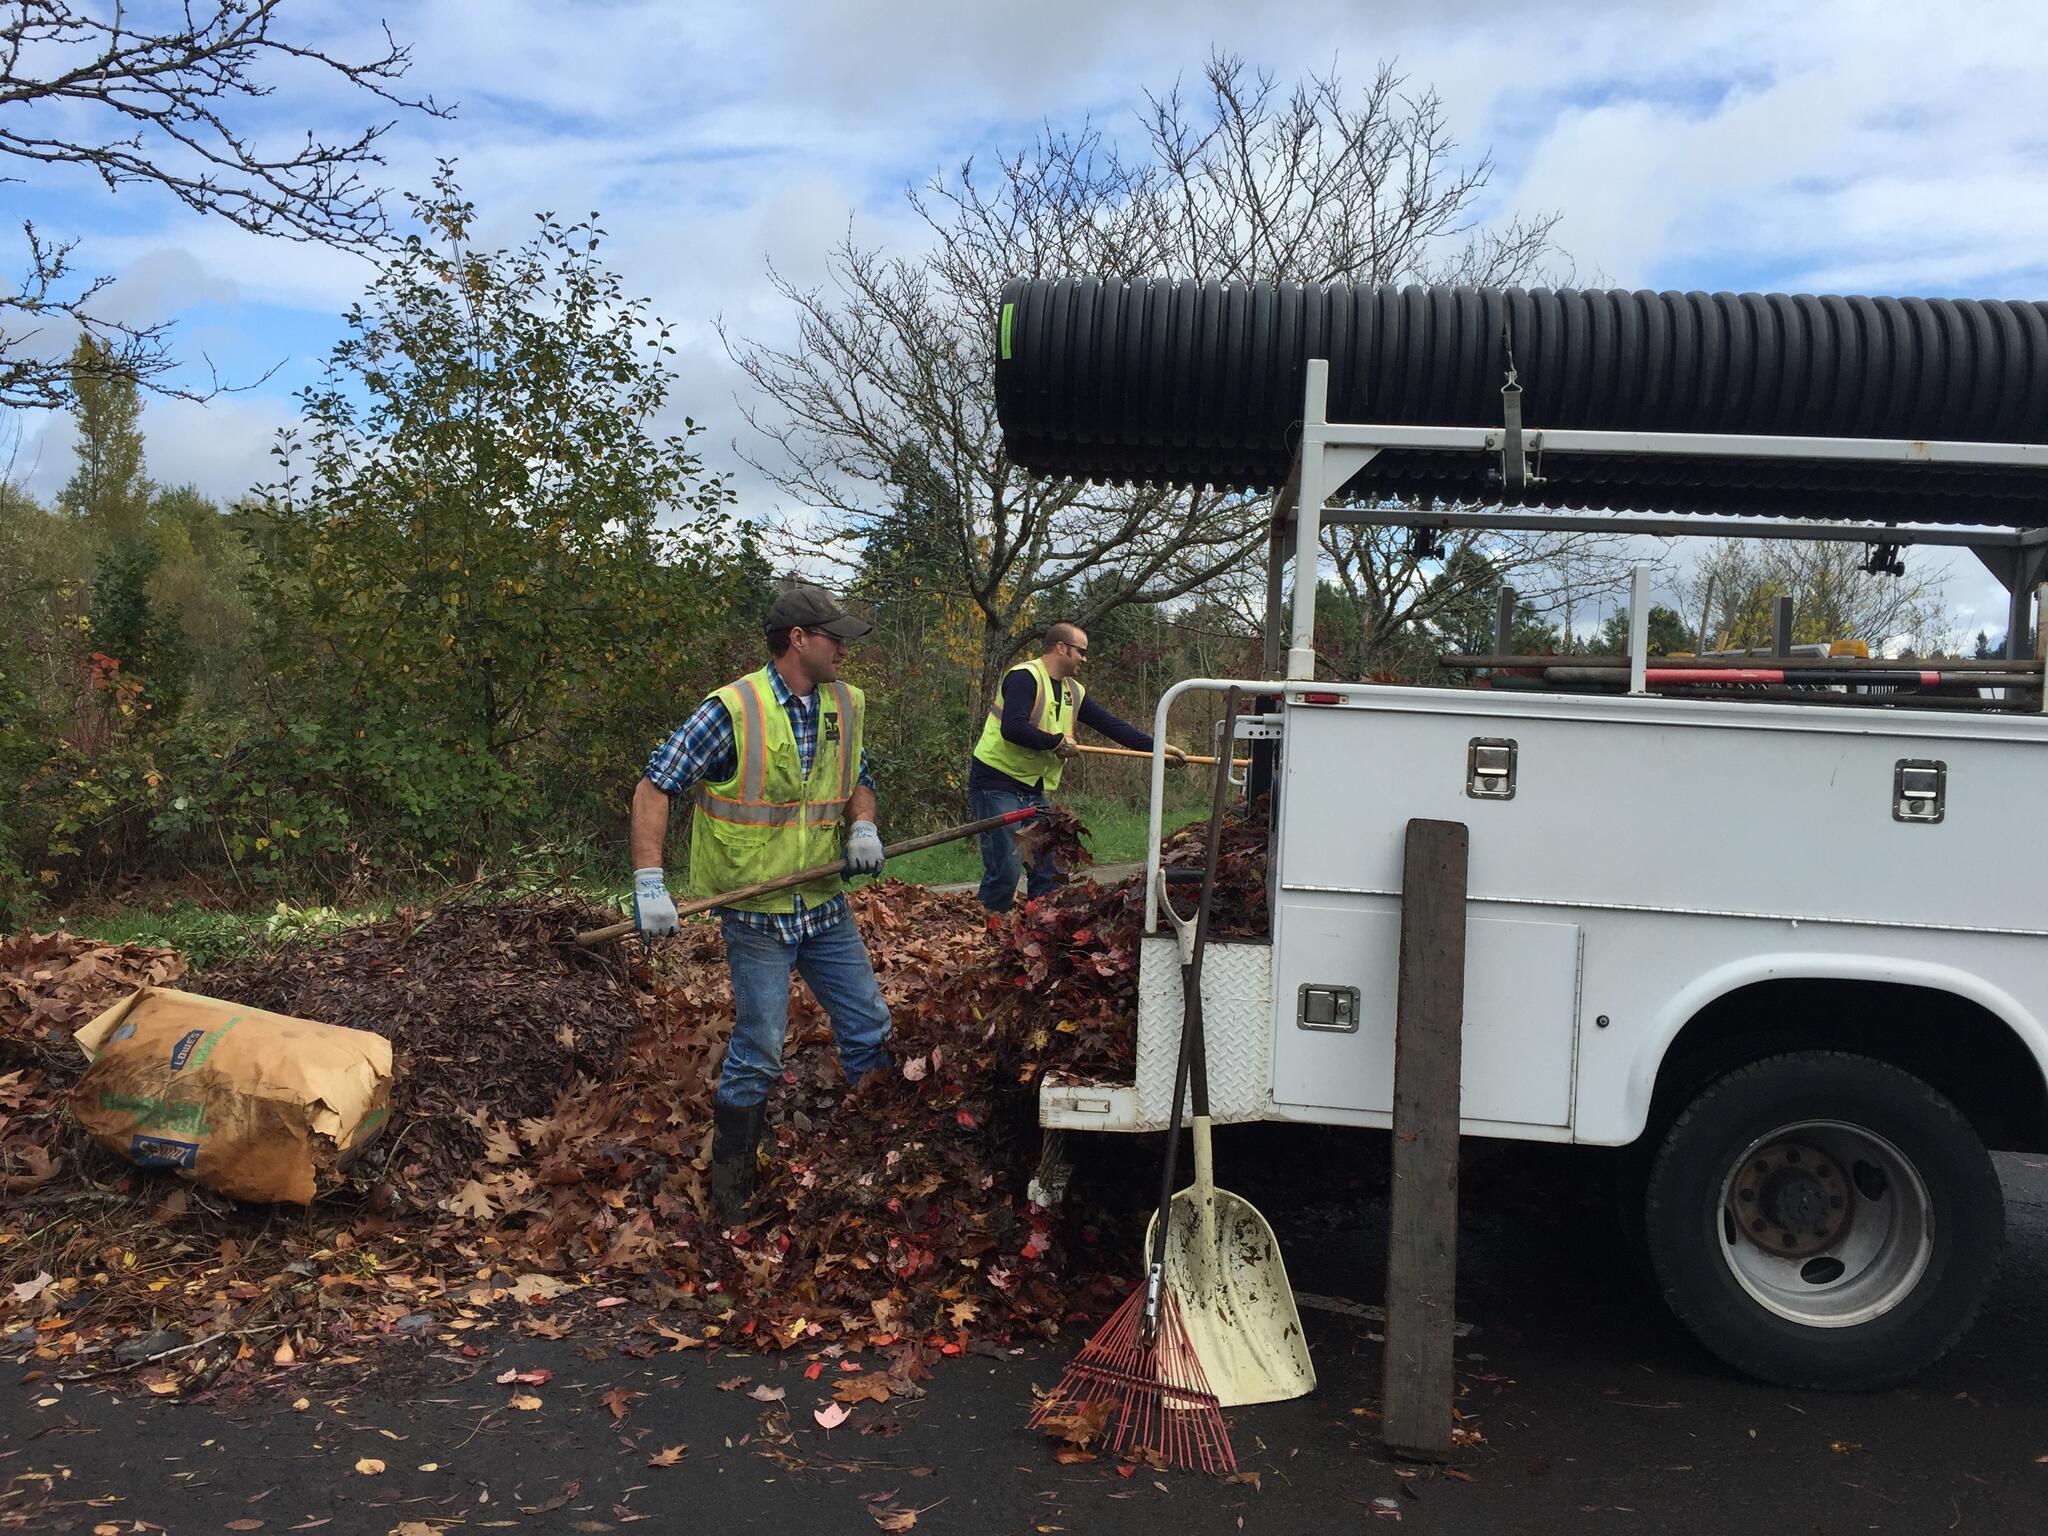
[1644, 1051, 2003, 1390]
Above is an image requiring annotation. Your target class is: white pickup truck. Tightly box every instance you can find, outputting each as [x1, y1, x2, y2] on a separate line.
[1031, 356, 2048, 1392]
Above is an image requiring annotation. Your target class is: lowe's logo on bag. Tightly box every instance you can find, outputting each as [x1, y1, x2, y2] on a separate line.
[169, 1029, 206, 1071]
[129, 1135, 199, 1169]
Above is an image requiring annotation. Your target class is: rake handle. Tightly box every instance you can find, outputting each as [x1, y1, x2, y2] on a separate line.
[574, 807, 1041, 946]
[1076, 743, 1246, 768]
[1186, 687, 1241, 1123]
[1143, 687, 1243, 1337]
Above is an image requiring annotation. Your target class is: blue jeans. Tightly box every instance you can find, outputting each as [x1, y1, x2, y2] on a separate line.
[715, 912, 892, 1108]
[972, 783, 1057, 912]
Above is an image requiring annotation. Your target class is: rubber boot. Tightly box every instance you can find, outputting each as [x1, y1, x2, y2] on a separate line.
[709, 1100, 766, 1226]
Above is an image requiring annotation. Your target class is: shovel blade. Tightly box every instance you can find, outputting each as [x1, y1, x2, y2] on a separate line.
[1144, 1185, 1316, 1407]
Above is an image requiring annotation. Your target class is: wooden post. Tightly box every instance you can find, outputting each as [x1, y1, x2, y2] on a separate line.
[1382, 818, 1469, 1462]
[1493, 586, 1516, 657]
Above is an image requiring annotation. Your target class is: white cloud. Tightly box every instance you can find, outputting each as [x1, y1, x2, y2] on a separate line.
[9, 0, 2046, 633]
[140, 392, 299, 504]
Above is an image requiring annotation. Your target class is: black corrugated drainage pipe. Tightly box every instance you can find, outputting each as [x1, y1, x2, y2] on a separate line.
[994, 278, 2048, 524]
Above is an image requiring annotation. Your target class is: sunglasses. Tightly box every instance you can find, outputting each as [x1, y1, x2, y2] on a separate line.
[1063, 641, 1089, 659]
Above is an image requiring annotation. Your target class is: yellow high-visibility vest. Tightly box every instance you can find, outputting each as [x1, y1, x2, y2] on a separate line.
[971, 658, 1084, 792]
[688, 667, 863, 911]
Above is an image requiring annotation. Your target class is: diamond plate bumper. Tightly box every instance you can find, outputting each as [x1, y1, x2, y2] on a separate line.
[1039, 935, 1273, 1132]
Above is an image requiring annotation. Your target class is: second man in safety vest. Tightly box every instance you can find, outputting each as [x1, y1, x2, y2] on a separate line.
[969, 619, 1184, 912]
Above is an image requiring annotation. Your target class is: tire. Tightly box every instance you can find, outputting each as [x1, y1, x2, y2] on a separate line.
[1644, 1050, 2003, 1390]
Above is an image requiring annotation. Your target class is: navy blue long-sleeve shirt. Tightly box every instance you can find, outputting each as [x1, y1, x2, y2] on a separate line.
[967, 669, 1153, 795]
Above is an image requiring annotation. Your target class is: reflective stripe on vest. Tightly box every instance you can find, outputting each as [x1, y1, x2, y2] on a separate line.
[688, 669, 863, 911]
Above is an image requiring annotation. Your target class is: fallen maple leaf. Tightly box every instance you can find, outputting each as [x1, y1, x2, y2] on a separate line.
[871, 1508, 918, 1532]
[1038, 1396, 1117, 1450]
[834, 1376, 894, 1406]
[749, 1384, 786, 1403]
[444, 1179, 494, 1220]
[715, 1376, 751, 1391]
[603, 1387, 641, 1422]
[11, 1271, 52, 1305]
[1224, 1471, 1262, 1491]
[949, 1299, 977, 1327]
[508, 1393, 543, 1411]
[508, 1272, 568, 1303]
[647, 1445, 687, 1468]
[901, 1056, 928, 1082]
[495, 1367, 553, 1386]
[651, 1322, 703, 1351]
[814, 1402, 851, 1430]
[354, 1458, 385, 1475]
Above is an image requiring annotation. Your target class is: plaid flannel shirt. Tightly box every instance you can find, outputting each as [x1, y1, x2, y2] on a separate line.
[644, 667, 877, 944]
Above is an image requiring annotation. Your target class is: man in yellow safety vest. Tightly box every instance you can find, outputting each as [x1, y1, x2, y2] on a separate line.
[628, 582, 891, 1225]
[969, 619, 1184, 912]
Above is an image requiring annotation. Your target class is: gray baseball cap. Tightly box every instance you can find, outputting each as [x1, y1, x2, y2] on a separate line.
[764, 581, 873, 641]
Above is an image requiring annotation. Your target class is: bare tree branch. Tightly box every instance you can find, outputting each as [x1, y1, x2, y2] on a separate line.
[729, 50, 1571, 701]
[1, 0, 450, 410]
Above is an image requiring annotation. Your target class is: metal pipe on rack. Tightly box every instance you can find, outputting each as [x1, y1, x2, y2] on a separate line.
[1628, 566, 1651, 695]
[1287, 361, 1331, 682]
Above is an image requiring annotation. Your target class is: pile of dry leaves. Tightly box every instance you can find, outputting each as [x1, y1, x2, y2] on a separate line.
[197, 899, 640, 1198]
[1, 932, 189, 1200]
[0, 813, 1272, 1402]
[1, 931, 187, 1082]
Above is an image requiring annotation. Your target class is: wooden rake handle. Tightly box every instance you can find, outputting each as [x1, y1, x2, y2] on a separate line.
[573, 806, 1042, 946]
[1076, 743, 1249, 769]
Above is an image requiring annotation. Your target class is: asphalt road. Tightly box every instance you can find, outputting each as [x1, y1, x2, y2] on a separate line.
[8, 1134, 2048, 1535]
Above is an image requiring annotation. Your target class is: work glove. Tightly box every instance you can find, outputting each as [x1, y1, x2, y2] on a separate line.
[1162, 743, 1189, 766]
[632, 868, 680, 937]
[1054, 735, 1081, 760]
[845, 820, 885, 875]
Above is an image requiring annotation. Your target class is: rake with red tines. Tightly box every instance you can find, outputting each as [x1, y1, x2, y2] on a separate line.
[1026, 1270, 1235, 1473]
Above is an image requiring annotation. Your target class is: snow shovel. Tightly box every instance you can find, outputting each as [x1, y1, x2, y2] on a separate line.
[1144, 687, 1316, 1408]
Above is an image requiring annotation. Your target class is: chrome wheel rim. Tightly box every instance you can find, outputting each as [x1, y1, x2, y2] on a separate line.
[1717, 1119, 1932, 1328]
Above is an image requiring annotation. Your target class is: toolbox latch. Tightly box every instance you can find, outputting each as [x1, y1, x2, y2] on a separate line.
[1467, 738, 1518, 800]
[1893, 760, 1946, 824]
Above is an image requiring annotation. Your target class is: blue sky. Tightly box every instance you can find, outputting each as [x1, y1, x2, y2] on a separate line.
[8, 0, 2047, 639]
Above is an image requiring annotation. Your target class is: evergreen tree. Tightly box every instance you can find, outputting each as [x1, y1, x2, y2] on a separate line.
[57, 336, 151, 544]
